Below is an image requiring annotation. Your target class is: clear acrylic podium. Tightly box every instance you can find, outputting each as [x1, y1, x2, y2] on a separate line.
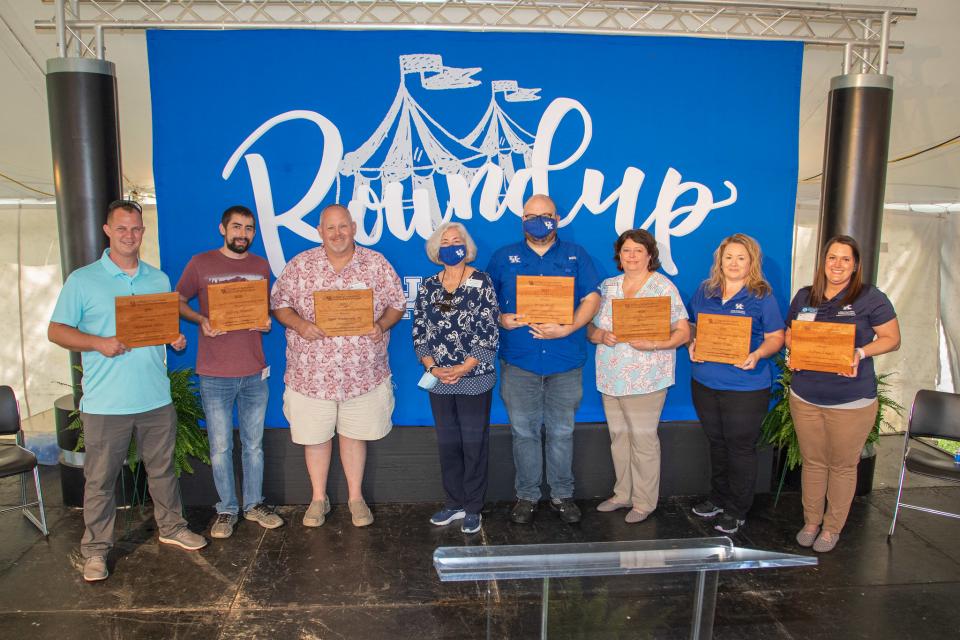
[434, 536, 816, 639]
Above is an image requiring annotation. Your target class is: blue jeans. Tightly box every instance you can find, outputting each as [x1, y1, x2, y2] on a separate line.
[199, 374, 269, 514]
[499, 362, 583, 502]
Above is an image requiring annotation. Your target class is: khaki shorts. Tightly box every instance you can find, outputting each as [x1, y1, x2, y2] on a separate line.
[283, 379, 394, 445]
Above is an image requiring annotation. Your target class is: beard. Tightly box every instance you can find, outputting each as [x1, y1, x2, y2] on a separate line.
[226, 238, 250, 254]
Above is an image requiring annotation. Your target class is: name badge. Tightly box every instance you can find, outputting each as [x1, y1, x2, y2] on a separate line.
[465, 278, 482, 289]
[797, 307, 817, 322]
[348, 282, 366, 290]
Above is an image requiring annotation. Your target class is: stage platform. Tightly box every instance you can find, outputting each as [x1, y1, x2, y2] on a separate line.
[175, 422, 774, 506]
[1, 434, 957, 639]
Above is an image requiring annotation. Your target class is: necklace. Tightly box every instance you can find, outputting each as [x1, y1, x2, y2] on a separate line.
[436, 266, 468, 314]
[442, 264, 468, 292]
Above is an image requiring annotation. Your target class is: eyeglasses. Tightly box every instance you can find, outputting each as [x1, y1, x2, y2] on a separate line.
[108, 199, 143, 215]
[522, 213, 556, 221]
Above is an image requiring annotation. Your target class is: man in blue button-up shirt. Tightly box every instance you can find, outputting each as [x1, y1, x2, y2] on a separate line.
[48, 200, 208, 583]
[487, 194, 602, 525]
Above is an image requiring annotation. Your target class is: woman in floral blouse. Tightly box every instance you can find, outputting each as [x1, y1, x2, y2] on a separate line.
[587, 229, 690, 524]
[412, 222, 500, 535]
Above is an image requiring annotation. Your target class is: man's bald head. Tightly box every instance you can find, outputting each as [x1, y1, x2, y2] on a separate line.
[523, 194, 557, 216]
[317, 204, 356, 258]
[319, 204, 351, 226]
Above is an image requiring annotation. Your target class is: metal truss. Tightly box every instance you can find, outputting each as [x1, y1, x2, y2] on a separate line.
[39, 1, 916, 72]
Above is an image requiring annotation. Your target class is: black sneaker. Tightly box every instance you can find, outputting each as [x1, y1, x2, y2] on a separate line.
[692, 500, 724, 518]
[510, 499, 537, 524]
[714, 513, 745, 534]
[549, 498, 582, 524]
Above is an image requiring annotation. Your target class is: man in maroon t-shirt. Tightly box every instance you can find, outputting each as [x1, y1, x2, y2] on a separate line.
[177, 205, 284, 539]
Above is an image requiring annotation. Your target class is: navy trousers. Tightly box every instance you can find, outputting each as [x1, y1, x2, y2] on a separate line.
[429, 390, 492, 514]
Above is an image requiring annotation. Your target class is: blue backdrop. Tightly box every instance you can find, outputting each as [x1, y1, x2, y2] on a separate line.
[147, 30, 802, 427]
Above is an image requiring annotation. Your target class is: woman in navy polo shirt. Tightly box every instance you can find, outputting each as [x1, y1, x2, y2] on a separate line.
[688, 233, 785, 535]
[787, 235, 900, 553]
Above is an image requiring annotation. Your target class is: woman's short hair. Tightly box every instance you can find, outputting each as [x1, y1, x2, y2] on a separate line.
[424, 222, 478, 265]
[613, 228, 661, 272]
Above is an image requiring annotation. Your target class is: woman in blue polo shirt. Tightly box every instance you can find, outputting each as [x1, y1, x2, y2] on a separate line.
[787, 235, 900, 553]
[688, 233, 785, 535]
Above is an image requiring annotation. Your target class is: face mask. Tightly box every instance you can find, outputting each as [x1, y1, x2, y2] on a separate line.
[523, 215, 556, 240]
[438, 244, 467, 266]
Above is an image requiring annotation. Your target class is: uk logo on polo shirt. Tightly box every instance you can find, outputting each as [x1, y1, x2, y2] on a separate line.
[731, 303, 746, 314]
[508, 255, 521, 264]
[838, 304, 856, 317]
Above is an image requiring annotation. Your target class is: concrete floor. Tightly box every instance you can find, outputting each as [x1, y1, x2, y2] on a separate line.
[0, 433, 958, 639]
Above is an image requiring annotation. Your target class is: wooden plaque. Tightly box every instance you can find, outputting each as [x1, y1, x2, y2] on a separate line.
[790, 320, 856, 374]
[612, 296, 672, 342]
[115, 292, 180, 348]
[313, 289, 374, 336]
[695, 313, 752, 365]
[516, 275, 575, 325]
[207, 279, 269, 332]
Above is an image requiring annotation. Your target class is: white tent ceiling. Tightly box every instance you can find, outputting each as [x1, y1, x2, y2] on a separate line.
[0, 0, 957, 204]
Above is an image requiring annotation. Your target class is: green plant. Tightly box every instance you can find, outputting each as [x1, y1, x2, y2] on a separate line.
[66, 367, 211, 477]
[760, 352, 905, 503]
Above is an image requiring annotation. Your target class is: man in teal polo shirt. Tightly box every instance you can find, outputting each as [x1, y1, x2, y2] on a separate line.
[48, 199, 208, 583]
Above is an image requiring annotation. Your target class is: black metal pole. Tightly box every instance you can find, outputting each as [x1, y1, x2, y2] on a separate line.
[816, 74, 894, 286]
[46, 58, 123, 396]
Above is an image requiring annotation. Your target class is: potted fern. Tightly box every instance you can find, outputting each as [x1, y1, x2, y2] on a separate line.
[54, 367, 211, 507]
[760, 353, 904, 503]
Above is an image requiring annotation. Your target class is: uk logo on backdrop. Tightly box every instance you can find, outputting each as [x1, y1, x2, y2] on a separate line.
[148, 30, 802, 426]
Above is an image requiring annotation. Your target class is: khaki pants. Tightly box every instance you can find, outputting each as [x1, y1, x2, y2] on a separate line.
[601, 389, 668, 512]
[80, 404, 187, 558]
[789, 394, 877, 534]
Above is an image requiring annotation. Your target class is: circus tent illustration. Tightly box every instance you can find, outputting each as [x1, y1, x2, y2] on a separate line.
[338, 54, 488, 223]
[461, 79, 541, 181]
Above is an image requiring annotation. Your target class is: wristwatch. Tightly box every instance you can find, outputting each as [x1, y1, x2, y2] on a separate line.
[427, 364, 438, 374]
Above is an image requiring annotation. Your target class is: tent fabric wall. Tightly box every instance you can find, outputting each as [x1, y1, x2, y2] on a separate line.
[939, 212, 960, 393]
[0, 204, 159, 421]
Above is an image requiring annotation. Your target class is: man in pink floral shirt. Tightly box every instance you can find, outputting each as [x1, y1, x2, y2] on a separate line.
[271, 204, 405, 528]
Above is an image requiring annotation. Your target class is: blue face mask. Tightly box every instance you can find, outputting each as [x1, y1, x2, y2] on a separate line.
[438, 244, 467, 266]
[523, 215, 556, 240]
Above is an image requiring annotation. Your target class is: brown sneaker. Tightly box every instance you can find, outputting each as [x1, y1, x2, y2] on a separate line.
[210, 513, 238, 539]
[348, 499, 374, 527]
[158, 528, 208, 551]
[244, 504, 284, 530]
[624, 509, 650, 524]
[303, 496, 331, 527]
[83, 556, 109, 582]
[597, 498, 631, 513]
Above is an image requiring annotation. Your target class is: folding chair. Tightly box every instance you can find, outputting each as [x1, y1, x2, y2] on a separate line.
[888, 389, 960, 539]
[0, 385, 49, 535]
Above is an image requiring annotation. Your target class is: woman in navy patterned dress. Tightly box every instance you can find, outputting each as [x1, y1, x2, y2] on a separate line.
[412, 222, 500, 534]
